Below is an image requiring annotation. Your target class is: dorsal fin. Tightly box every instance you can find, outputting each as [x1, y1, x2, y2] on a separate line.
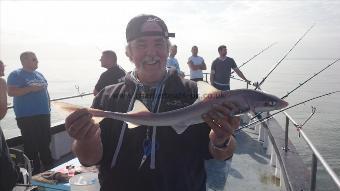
[127, 100, 150, 114]
[53, 101, 84, 113]
[196, 81, 223, 102]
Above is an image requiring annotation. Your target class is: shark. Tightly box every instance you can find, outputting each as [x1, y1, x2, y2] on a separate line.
[54, 82, 288, 134]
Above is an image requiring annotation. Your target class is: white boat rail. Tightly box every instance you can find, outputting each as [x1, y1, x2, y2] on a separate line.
[284, 111, 340, 190]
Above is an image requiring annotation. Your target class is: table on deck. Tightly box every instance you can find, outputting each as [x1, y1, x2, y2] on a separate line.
[32, 158, 98, 191]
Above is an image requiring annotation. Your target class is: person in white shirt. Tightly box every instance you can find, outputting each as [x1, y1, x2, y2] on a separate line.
[187, 46, 206, 81]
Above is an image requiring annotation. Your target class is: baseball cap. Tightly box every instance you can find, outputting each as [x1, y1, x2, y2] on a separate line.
[126, 14, 175, 42]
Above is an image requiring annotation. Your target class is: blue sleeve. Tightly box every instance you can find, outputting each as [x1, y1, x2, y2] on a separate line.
[7, 71, 21, 87]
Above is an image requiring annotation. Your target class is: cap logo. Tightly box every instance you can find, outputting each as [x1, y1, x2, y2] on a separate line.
[146, 17, 160, 22]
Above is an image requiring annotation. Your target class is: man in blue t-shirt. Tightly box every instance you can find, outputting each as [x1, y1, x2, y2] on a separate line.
[7, 51, 53, 174]
[210, 45, 250, 90]
[166, 45, 184, 78]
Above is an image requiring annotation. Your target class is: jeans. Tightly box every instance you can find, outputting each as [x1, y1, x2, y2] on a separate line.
[16, 114, 53, 174]
[205, 158, 232, 191]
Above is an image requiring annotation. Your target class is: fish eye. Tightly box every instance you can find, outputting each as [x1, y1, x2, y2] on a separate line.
[265, 101, 277, 106]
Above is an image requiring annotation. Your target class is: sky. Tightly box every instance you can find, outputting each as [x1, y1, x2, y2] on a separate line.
[1, 0, 340, 79]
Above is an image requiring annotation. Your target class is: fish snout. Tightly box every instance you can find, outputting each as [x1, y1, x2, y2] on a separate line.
[280, 100, 289, 108]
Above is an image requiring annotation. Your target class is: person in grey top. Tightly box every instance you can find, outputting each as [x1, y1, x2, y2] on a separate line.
[210, 45, 250, 90]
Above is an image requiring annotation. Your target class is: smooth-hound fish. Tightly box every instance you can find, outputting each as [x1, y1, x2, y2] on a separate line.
[54, 82, 288, 134]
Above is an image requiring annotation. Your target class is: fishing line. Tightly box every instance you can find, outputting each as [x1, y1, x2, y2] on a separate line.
[251, 57, 340, 120]
[230, 42, 277, 75]
[255, 24, 315, 90]
[281, 57, 340, 99]
[236, 90, 340, 132]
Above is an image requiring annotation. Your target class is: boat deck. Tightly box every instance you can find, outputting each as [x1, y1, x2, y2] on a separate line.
[10, 117, 308, 191]
[224, 127, 281, 191]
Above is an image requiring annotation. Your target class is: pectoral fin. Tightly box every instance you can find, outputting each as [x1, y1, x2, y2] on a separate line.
[93, 117, 104, 124]
[128, 100, 150, 114]
[126, 122, 140, 129]
[172, 123, 190, 134]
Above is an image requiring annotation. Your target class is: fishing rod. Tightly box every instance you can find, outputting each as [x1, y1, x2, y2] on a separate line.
[50, 92, 93, 102]
[255, 24, 315, 90]
[230, 76, 259, 89]
[281, 57, 340, 99]
[230, 42, 277, 75]
[236, 90, 340, 132]
[250, 57, 340, 120]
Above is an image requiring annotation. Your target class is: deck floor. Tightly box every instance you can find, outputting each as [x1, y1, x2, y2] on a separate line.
[52, 127, 282, 191]
[224, 127, 282, 191]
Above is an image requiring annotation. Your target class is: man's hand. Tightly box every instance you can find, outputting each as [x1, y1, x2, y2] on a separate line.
[202, 102, 239, 147]
[202, 102, 239, 160]
[8, 84, 45, 97]
[65, 108, 102, 165]
[29, 84, 45, 92]
[187, 60, 200, 71]
[65, 108, 100, 141]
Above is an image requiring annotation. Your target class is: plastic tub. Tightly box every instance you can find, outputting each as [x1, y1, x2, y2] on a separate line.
[69, 172, 100, 191]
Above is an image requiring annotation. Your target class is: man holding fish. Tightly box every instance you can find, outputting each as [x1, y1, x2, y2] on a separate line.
[65, 14, 241, 191]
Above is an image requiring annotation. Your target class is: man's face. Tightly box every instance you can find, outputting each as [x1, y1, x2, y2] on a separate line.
[191, 47, 198, 56]
[219, 48, 227, 57]
[128, 22, 169, 84]
[100, 54, 113, 69]
[23, 53, 38, 71]
[170, 46, 177, 56]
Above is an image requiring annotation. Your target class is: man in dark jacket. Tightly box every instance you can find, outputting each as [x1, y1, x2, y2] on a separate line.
[65, 14, 239, 191]
[93, 50, 126, 96]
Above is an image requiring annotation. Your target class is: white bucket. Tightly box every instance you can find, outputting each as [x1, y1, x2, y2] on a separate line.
[69, 172, 100, 191]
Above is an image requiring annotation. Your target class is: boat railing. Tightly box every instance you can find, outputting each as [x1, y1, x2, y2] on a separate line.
[200, 72, 339, 190]
[7, 92, 93, 109]
[283, 111, 340, 190]
[185, 72, 250, 88]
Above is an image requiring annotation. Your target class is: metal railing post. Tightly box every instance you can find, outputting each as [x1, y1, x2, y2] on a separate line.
[311, 153, 318, 191]
[284, 116, 289, 152]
